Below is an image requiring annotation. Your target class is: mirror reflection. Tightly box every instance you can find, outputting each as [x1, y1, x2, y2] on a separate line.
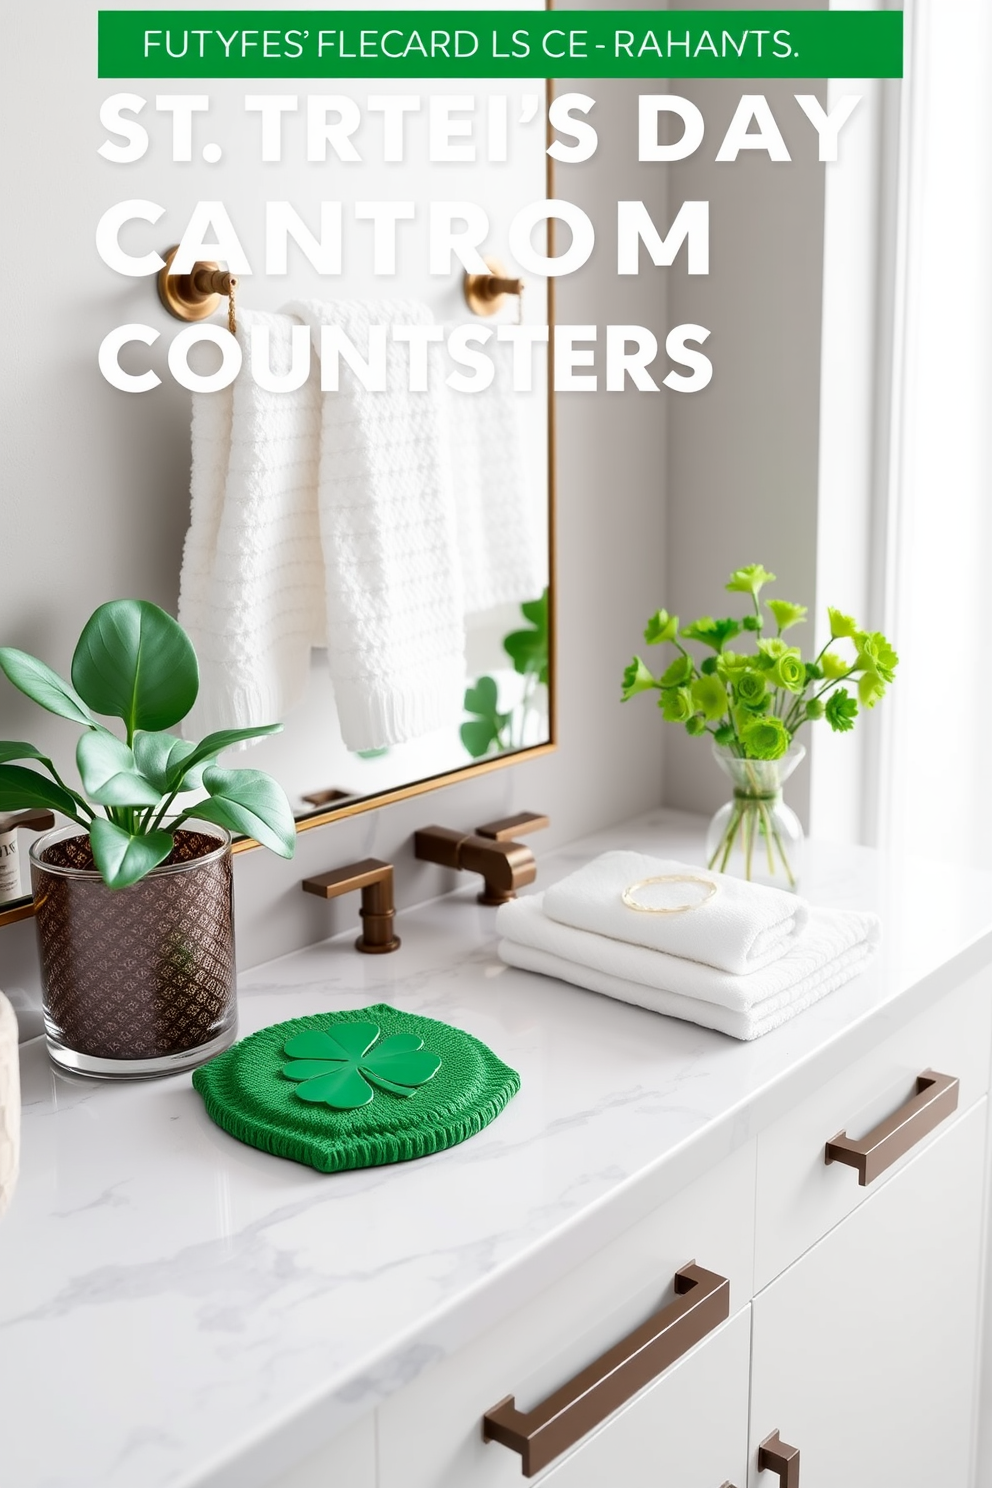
[1, 66, 553, 910]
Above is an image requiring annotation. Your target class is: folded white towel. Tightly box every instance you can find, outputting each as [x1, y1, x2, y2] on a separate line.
[289, 299, 466, 752]
[441, 336, 547, 615]
[180, 301, 467, 753]
[496, 893, 880, 1041]
[543, 851, 810, 974]
[179, 308, 324, 738]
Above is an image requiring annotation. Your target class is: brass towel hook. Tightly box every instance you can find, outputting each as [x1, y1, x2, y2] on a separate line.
[464, 256, 524, 318]
[157, 244, 238, 328]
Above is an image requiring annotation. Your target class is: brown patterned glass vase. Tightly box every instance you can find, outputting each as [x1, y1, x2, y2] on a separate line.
[29, 824, 237, 1079]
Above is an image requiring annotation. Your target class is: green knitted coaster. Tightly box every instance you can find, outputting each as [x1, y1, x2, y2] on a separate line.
[192, 1004, 520, 1173]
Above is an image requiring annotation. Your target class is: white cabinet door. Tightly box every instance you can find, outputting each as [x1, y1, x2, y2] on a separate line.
[543, 1308, 750, 1488]
[749, 1100, 988, 1488]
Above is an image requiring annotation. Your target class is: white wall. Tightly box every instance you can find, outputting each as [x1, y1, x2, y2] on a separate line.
[1, 3, 668, 1006]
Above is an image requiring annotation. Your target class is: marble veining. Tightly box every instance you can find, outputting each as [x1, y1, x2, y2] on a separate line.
[3, 809, 992, 1488]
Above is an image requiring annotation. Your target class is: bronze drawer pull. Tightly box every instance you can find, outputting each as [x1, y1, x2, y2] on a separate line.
[482, 1261, 730, 1477]
[824, 1068, 959, 1186]
[758, 1430, 800, 1486]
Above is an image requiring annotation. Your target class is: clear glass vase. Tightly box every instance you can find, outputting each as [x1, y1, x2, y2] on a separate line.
[704, 743, 805, 891]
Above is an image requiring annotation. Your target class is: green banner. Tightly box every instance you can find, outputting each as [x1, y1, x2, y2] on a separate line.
[98, 11, 903, 79]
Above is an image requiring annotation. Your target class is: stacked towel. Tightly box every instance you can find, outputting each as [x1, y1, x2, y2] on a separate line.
[544, 851, 809, 973]
[497, 853, 880, 1041]
[179, 302, 466, 754]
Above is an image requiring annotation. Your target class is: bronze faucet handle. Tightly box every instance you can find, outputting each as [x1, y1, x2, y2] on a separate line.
[301, 857, 400, 955]
[460, 835, 537, 906]
[475, 812, 550, 842]
[414, 821, 545, 906]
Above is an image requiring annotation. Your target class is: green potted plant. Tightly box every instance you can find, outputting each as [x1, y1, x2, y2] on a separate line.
[622, 564, 898, 887]
[0, 599, 295, 1078]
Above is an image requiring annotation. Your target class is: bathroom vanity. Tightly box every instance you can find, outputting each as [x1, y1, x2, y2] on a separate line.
[3, 810, 990, 1488]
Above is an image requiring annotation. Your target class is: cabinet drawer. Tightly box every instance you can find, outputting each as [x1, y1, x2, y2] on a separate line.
[754, 972, 991, 1289]
[748, 1101, 987, 1488]
[542, 1307, 750, 1488]
[377, 1141, 755, 1488]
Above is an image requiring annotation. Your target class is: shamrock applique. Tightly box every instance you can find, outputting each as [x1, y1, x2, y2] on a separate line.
[281, 1022, 442, 1110]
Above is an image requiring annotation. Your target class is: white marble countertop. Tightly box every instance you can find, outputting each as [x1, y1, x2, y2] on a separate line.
[4, 809, 992, 1488]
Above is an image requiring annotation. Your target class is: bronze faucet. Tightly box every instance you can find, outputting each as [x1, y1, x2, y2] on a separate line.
[301, 858, 400, 953]
[414, 813, 549, 905]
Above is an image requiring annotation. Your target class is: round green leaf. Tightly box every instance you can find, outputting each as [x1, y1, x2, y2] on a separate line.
[0, 649, 95, 726]
[0, 764, 79, 820]
[168, 723, 283, 789]
[77, 731, 162, 809]
[0, 741, 50, 768]
[197, 767, 296, 857]
[89, 819, 175, 889]
[71, 600, 199, 733]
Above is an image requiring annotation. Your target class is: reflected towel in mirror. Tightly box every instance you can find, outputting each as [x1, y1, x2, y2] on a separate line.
[179, 302, 466, 753]
[441, 334, 547, 615]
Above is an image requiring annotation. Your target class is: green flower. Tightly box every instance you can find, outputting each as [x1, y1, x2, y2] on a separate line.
[828, 607, 859, 640]
[644, 608, 679, 645]
[713, 724, 736, 747]
[660, 686, 694, 722]
[660, 654, 694, 688]
[741, 614, 764, 632]
[735, 670, 768, 709]
[804, 661, 823, 683]
[726, 563, 776, 597]
[679, 616, 742, 652]
[825, 688, 858, 732]
[739, 715, 791, 760]
[621, 656, 658, 701]
[855, 631, 898, 684]
[685, 713, 707, 736]
[821, 651, 851, 681]
[699, 655, 718, 676]
[716, 650, 754, 682]
[766, 599, 808, 633]
[858, 671, 886, 709]
[756, 637, 800, 663]
[691, 674, 728, 722]
[805, 698, 825, 721]
[772, 654, 806, 693]
[281, 1023, 441, 1109]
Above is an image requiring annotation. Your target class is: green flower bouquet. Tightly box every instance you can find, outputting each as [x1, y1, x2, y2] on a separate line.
[622, 564, 898, 887]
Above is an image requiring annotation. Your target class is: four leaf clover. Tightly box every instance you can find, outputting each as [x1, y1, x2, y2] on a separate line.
[281, 1023, 442, 1110]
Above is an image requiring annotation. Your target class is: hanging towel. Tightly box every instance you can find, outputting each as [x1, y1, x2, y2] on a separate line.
[179, 307, 324, 738]
[543, 851, 810, 974]
[288, 299, 466, 752]
[496, 893, 880, 1041]
[440, 335, 547, 614]
[179, 302, 466, 752]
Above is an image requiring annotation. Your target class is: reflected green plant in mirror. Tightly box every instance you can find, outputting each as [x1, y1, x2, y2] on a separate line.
[0, 599, 296, 889]
[461, 589, 549, 759]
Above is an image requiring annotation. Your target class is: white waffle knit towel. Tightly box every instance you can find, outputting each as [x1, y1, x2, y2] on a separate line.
[179, 302, 466, 753]
[441, 335, 547, 614]
[289, 299, 465, 751]
[543, 851, 810, 975]
[179, 308, 323, 738]
[496, 893, 880, 1041]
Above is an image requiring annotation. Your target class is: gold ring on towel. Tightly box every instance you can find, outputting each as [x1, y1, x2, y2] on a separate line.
[621, 874, 718, 915]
